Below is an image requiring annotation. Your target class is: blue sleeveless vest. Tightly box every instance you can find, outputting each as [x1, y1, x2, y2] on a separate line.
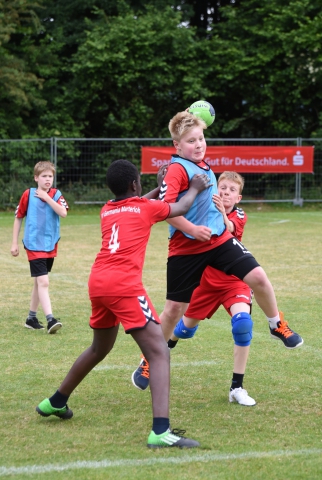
[169, 155, 225, 239]
[23, 188, 61, 251]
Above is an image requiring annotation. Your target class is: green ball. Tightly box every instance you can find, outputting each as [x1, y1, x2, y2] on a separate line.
[188, 100, 216, 127]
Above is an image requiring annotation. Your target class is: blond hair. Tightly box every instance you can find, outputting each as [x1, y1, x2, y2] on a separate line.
[218, 171, 245, 193]
[34, 161, 56, 176]
[169, 111, 207, 141]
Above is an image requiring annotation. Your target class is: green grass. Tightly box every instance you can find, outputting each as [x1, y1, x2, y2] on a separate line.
[1, 206, 322, 479]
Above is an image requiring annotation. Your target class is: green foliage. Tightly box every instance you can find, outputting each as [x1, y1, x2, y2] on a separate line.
[0, 0, 46, 138]
[0, 0, 322, 139]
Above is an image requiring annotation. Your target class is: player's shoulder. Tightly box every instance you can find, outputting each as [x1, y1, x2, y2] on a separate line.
[229, 205, 246, 219]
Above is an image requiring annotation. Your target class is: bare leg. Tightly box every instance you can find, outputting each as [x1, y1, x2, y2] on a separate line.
[233, 345, 250, 374]
[131, 321, 170, 418]
[59, 326, 119, 396]
[243, 267, 278, 318]
[159, 300, 188, 341]
[35, 274, 52, 316]
[29, 278, 40, 312]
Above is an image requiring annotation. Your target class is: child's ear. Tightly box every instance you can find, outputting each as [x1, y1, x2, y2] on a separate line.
[236, 194, 242, 204]
[130, 180, 136, 192]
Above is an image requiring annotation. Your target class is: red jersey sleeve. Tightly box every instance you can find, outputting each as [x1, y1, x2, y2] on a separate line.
[160, 163, 189, 203]
[49, 188, 69, 210]
[228, 207, 247, 241]
[15, 190, 30, 218]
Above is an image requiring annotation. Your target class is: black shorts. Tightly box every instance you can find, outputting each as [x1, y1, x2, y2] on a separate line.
[29, 258, 54, 277]
[166, 237, 260, 303]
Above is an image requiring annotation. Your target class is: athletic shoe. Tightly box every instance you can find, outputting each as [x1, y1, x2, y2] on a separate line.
[47, 318, 62, 334]
[147, 428, 200, 448]
[131, 355, 150, 390]
[270, 312, 303, 349]
[36, 398, 73, 419]
[229, 387, 256, 406]
[25, 317, 44, 330]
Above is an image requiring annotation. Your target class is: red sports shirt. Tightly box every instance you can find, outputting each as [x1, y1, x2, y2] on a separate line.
[185, 206, 252, 319]
[88, 196, 170, 297]
[197, 205, 248, 289]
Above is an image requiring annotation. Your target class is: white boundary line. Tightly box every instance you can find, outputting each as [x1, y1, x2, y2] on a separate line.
[0, 448, 321, 477]
[94, 360, 222, 371]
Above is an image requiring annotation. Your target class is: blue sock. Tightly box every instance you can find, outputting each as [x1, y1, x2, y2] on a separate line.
[152, 417, 170, 435]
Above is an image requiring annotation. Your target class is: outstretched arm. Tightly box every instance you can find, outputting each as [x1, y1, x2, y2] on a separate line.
[168, 174, 212, 218]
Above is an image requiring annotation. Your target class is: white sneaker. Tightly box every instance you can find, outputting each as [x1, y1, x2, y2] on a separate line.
[229, 387, 256, 406]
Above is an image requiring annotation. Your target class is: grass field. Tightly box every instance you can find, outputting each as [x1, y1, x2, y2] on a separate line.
[0, 205, 322, 479]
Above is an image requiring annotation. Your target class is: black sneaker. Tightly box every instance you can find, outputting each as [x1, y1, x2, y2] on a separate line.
[270, 312, 303, 349]
[47, 318, 62, 334]
[25, 317, 44, 330]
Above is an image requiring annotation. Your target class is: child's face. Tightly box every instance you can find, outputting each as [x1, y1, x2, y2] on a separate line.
[34, 170, 54, 191]
[173, 127, 206, 163]
[218, 179, 242, 210]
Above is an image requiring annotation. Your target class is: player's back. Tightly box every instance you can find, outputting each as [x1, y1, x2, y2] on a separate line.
[88, 196, 170, 297]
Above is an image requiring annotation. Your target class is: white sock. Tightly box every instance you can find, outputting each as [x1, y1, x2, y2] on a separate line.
[267, 314, 280, 329]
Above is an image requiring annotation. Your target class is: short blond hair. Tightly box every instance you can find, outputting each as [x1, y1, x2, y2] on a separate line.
[218, 171, 245, 193]
[169, 111, 207, 142]
[34, 161, 56, 176]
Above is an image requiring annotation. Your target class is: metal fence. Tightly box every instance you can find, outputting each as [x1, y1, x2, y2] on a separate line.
[1, 137, 322, 209]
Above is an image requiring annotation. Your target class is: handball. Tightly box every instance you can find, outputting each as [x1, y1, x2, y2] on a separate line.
[188, 100, 215, 127]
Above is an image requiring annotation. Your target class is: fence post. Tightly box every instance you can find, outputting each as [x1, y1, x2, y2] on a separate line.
[293, 137, 303, 206]
[52, 137, 58, 188]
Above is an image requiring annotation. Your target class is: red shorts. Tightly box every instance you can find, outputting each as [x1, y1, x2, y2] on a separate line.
[89, 294, 161, 333]
[185, 269, 252, 320]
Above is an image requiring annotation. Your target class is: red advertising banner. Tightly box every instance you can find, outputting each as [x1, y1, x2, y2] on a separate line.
[141, 146, 314, 174]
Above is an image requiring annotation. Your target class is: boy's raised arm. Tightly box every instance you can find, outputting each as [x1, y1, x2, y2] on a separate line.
[168, 174, 211, 218]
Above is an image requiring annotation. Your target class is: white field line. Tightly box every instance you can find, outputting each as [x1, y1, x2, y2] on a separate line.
[94, 360, 222, 371]
[0, 448, 321, 477]
[268, 219, 290, 224]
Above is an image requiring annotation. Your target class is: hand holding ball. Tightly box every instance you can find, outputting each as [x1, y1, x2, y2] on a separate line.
[188, 100, 215, 127]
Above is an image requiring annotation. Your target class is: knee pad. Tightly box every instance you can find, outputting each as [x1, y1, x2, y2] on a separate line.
[173, 317, 199, 339]
[231, 312, 253, 347]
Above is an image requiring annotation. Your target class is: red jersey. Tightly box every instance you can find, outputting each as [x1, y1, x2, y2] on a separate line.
[185, 206, 251, 319]
[198, 205, 248, 289]
[161, 162, 232, 256]
[15, 188, 69, 260]
[227, 206, 247, 242]
[88, 196, 170, 297]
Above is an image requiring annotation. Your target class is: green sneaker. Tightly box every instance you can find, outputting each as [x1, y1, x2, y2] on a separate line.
[36, 398, 73, 420]
[147, 428, 200, 448]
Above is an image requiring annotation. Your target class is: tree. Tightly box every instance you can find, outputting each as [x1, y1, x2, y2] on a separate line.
[0, 0, 45, 138]
[206, 0, 322, 137]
